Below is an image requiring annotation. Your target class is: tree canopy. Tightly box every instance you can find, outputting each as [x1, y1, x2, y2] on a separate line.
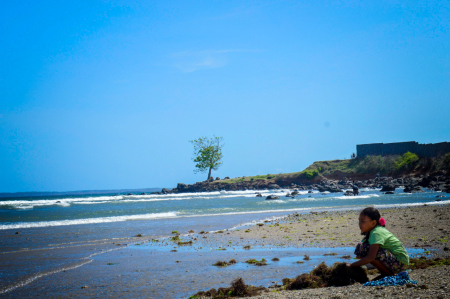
[189, 136, 224, 181]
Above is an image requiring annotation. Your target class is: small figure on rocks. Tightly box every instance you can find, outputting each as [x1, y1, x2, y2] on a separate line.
[352, 181, 359, 196]
[348, 207, 410, 279]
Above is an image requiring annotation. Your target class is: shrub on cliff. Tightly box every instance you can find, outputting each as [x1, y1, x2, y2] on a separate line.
[445, 153, 450, 168]
[303, 169, 319, 179]
[395, 152, 419, 170]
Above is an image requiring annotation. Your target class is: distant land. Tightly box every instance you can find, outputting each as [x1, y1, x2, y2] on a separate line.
[0, 188, 162, 198]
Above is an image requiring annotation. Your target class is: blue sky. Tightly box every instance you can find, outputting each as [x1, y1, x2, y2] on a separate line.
[1, 0, 449, 192]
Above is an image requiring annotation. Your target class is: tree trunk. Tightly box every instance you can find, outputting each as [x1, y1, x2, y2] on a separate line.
[207, 167, 212, 181]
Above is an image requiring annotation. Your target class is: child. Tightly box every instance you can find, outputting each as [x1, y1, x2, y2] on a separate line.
[348, 207, 409, 277]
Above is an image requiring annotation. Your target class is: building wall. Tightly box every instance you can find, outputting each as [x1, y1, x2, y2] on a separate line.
[357, 141, 450, 157]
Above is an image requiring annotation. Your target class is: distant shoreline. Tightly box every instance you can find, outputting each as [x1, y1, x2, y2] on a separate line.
[0, 187, 162, 198]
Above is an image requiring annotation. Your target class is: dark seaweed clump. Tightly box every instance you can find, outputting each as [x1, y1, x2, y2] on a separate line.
[191, 262, 370, 297]
[284, 262, 368, 290]
[285, 273, 323, 290]
[190, 278, 266, 298]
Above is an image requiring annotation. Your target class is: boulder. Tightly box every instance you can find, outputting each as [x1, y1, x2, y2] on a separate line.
[161, 188, 170, 194]
[266, 195, 280, 200]
[224, 177, 230, 180]
[404, 185, 423, 193]
[268, 184, 281, 190]
[256, 193, 262, 198]
[215, 177, 220, 180]
[291, 191, 300, 196]
[384, 191, 395, 195]
[380, 184, 395, 192]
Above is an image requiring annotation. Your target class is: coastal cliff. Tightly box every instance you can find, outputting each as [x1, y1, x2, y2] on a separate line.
[160, 154, 450, 194]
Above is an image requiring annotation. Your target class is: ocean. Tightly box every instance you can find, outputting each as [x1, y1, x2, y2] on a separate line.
[0, 188, 447, 298]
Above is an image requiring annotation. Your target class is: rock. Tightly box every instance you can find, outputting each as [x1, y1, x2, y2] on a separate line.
[308, 190, 313, 194]
[344, 191, 354, 196]
[404, 185, 423, 193]
[266, 195, 280, 200]
[256, 193, 262, 197]
[177, 183, 188, 190]
[384, 191, 395, 194]
[15, 232, 20, 234]
[268, 184, 281, 189]
[215, 177, 220, 180]
[224, 176, 230, 180]
[285, 193, 292, 197]
[161, 188, 170, 194]
[207, 177, 214, 182]
[380, 184, 395, 192]
[291, 191, 300, 196]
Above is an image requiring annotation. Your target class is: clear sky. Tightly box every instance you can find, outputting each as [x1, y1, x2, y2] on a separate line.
[1, 0, 449, 192]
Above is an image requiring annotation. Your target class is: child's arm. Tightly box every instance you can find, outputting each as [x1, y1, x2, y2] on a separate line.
[349, 243, 380, 267]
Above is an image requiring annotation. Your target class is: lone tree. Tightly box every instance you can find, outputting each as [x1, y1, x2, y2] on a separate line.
[189, 136, 224, 181]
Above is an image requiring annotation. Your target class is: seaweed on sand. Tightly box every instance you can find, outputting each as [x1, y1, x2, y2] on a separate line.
[328, 263, 369, 286]
[177, 240, 193, 245]
[213, 261, 230, 267]
[190, 277, 266, 298]
[286, 274, 323, 290]
[311, 262, 331, 282]
[245, 258, 267, 266]
[286, 262, 368, 290]
[408, 257, 450, 269]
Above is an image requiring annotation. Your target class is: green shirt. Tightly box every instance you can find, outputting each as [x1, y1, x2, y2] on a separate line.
[365, 226, 409, 265]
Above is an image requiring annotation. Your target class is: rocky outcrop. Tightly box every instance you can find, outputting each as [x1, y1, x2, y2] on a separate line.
[158, 170, 449, 195]
[266, 195, 280, 200]
[404, 185, 423, 193]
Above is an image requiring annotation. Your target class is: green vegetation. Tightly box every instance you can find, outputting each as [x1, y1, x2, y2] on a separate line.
[408, 257, 450, 269]
[189, 136, 224, 180]
[245, 258, 267, 266]
[395, 151, 419, 170]
[445, 153, 450, 167]
[303, 169, 319, 179]
[214, 152, 450, 185]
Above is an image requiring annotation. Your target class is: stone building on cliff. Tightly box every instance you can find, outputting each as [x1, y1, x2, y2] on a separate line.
[357, 141, 450, 158]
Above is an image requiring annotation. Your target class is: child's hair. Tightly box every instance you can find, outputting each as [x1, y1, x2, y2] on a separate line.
[360, 207, 385, 239]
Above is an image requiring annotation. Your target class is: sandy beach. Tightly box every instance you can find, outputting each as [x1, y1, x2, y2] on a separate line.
[192, 204, 450, 298]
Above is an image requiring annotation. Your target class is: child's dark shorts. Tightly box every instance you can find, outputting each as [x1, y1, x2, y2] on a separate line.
[354, 242, 406, 273]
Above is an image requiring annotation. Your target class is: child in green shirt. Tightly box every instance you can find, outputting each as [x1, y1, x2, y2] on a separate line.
[348, 207, 409, 277]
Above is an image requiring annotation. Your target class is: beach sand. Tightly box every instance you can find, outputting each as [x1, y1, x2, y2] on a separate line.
[194, 204, 450, 298]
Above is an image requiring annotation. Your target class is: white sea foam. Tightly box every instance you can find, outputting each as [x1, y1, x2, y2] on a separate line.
[334, 194, 380, 200]
[1, 190, 283, 208]
[0, 212, 177, 230]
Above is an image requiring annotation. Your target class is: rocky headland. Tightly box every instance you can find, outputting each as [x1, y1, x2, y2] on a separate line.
[156, 156, 450, 195]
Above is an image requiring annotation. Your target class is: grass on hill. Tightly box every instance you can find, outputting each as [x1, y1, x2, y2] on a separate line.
[215, 152, 450, 184]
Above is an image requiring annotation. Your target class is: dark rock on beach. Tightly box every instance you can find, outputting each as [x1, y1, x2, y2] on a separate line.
[380, 184, 395, 192]
[265, 195, 280, 200]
